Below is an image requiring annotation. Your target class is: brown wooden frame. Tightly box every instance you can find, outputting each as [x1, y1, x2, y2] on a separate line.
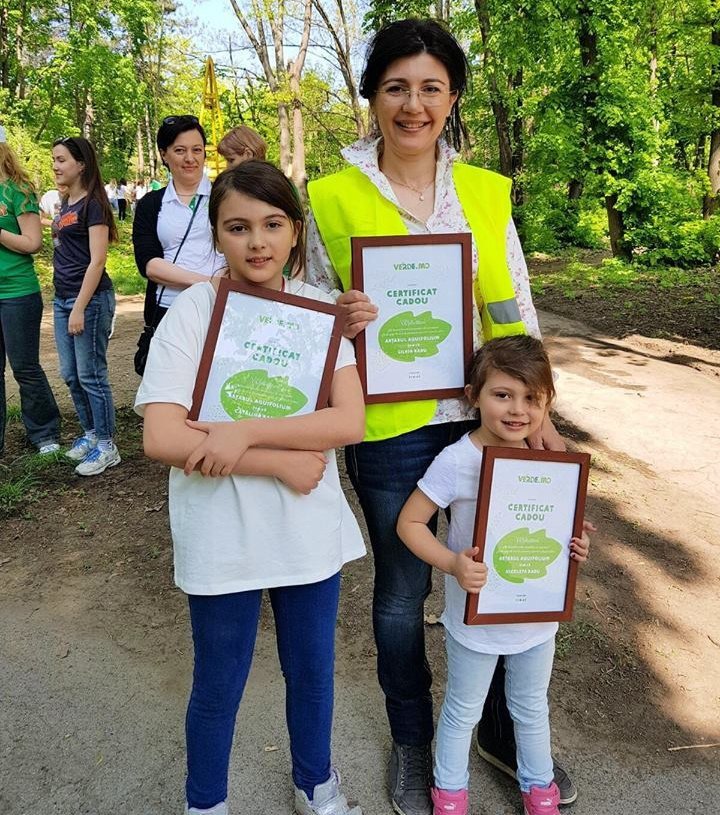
[351, 233, 473, 404]
[464, 446, 591, 625]
[189, 278, 346, 421]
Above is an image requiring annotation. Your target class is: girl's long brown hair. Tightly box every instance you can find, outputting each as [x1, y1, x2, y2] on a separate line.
[52, 137, 118, 243]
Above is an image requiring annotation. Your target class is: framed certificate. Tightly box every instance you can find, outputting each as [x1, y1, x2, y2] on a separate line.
[351, 234, 473, 403]
[189, 278, 346, 421]
[464, 447, 591, 625]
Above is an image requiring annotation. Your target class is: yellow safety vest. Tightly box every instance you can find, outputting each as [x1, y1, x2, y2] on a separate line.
[308, 162, 526, 442]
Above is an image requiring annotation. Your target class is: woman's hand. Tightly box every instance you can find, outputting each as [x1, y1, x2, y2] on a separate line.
[273, 450, 328, 494]
[68, 306, 85, 335]
[527, 413, 566, 451]
[570, 519, 596, 562]
[336, 289, 378, 339]
[452, 547, 488, 593]
[183, 420, 252, 477]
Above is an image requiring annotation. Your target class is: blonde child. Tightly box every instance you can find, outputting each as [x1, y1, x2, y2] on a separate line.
[135, 161, 365, 815]
[397, 336, 591, 815]
[217, 125, 267, 168]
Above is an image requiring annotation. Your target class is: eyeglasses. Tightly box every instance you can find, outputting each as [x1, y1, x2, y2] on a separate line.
[376, 86, 457, 107]
[162, 115, 200, 126]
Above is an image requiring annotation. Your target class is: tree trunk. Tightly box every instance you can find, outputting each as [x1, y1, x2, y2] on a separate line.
[605, 194, 629, 260]
[703, 26, 720, 218]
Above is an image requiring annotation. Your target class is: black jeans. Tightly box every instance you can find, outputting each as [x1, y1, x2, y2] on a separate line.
[0, 292, 61, 453]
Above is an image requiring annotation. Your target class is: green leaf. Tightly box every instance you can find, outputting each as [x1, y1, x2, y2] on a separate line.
[493, 528, 562, 585]
[377, 311, 452, 362]
[220, 370, 308, 419]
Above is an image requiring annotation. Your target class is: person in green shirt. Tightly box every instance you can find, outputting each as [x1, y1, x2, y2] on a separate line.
[0, 127, 61, 455]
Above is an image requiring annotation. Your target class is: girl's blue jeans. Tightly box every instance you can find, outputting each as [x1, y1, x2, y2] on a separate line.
[185, 573, 341, 810]
[434, 633, 555, 793]
[53, 289, 115, 439]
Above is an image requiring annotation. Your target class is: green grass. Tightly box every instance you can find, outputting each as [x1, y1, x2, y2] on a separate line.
[530, 255, 718, 300]
[0, 451, 69, 518]
[36, 219, 145, 296]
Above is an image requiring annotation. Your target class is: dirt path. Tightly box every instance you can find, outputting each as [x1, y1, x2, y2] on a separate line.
[1, 297, 719, 814]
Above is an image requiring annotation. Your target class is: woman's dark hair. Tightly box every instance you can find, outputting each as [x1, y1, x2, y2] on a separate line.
[359, 18, 469, 151]
[209, 160, 305, 278]
[52, 137, 118, 243]
[465, 336, 556, 407]
[156, 116, 207, 154]
[119, 178, 126, 186]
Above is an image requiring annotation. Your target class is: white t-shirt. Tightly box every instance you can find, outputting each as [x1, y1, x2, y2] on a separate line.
[134, 278, 366, 595]
[156, 177, 225, 309]
[418, 433, 557, 654]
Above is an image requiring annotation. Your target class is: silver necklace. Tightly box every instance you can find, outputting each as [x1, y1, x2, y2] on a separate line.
[383, 171, 435, 202]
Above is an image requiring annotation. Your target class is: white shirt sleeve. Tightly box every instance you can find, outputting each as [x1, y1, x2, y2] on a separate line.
[305, 210, 344, 299]
[417, 444, 459, 510]
[505, 219, 541, 339]
[134, 287, 209, 416]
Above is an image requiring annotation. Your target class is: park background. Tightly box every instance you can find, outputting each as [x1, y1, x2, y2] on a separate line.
[1, 1, 719, 813]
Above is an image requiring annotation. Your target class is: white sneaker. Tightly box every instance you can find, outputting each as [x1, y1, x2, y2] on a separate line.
[37, 442, 61, 455]
[187, 804, 228, 815]
[65, 435, 97, 461]
[74, 443, 121, 476]
[295, 769, 362, 815]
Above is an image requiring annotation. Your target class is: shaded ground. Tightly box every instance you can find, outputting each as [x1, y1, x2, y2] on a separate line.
[1, 289, 719, 814]
[529, 251, 720, 351]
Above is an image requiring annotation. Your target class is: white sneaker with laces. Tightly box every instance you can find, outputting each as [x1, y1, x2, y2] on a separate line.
[65, 435, 97, 461]
[74, 443, 121, 476]
[295, 768, 363, 815]
[37, 443, 61, 455]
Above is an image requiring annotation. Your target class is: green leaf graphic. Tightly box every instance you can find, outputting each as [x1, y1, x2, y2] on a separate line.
[378, 311, 452, 362]
[493, 528, 562, 584]
[220, 369, 308, 419]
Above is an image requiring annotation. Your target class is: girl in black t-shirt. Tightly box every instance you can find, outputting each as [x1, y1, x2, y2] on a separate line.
[51, 136, 120, 476]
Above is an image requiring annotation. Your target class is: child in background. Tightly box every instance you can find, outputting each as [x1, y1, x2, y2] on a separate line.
[51, 137, 119, 475]
[217, 125, 267, 168]
[397, 336, 592, 815]
[135, 160, 365, 815]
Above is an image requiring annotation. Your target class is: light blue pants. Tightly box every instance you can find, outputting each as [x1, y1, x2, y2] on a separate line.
[434, 633, 555, 793]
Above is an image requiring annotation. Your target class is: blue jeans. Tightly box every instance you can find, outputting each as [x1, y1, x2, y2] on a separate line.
[434, 634, 555, 793]
[0, 292, 61, 454]
[345, 421, 476, 746]
[53, 290, 115, 439]
[185, 573, 341, 810]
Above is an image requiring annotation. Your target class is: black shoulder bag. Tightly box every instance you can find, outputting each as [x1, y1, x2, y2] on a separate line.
[134, 194, 205, 376]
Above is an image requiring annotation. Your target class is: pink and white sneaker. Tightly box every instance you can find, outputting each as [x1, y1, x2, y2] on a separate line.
[431, 787, 468, 815]
[521, 782, 561, 815]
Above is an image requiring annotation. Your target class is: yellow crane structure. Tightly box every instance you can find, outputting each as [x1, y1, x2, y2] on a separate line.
[200, 56, 225, 180]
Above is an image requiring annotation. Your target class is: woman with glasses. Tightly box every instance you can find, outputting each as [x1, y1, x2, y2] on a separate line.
[0, 127, 61, 457]
[132, 115, 225, 344]
[51, 136, 119, 476]
[305, 18, 573, 815]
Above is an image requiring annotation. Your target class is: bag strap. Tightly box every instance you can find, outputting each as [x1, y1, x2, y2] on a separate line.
[152, 193, 205, 324]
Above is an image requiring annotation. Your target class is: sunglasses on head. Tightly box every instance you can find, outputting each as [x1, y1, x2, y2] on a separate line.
[162, 115, 200, 126]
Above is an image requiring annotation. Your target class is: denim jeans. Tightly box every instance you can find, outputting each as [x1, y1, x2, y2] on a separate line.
[53, 289, 115, 439]
[345, 421, 476, 746]
[185, 573, 341, 810]
[0, 292, 61, 454]
[434, 634, 555, 793]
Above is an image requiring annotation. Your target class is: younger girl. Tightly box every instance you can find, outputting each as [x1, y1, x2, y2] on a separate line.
[397, 336, 591, 815]
[217, 125, 267, 168]
[135, 160, 365, 815]
[51, 137, 119, 476]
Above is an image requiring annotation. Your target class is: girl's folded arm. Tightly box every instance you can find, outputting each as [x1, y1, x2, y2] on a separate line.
[397, 489, 458, 575]
[142, 402, 326, 491]
[184, 364, 365, 476]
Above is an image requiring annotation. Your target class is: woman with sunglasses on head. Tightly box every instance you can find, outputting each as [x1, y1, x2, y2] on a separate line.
[0, 126, 61, 457]
[51, 136, 119, 476]
[305, 18, 573, 815]
[132, 116, 225, 346]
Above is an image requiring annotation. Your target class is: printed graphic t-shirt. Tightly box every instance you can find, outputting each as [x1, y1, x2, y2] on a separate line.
[52, 197, 113, 298]
[0, 179, 41, 299]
